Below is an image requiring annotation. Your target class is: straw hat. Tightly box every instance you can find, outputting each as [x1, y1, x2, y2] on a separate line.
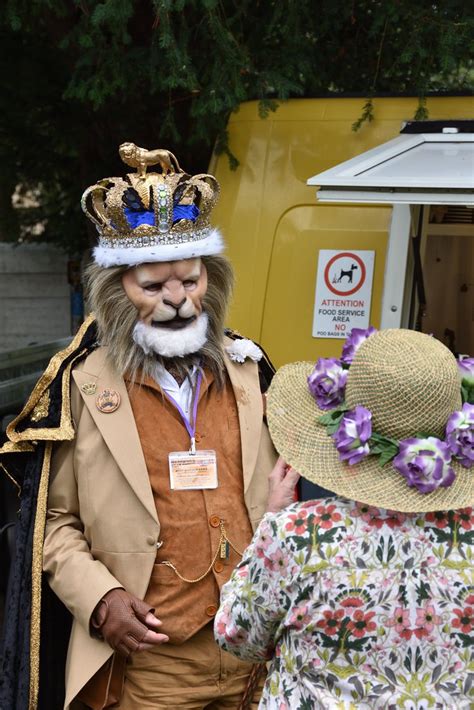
[267, 329, 473, 512]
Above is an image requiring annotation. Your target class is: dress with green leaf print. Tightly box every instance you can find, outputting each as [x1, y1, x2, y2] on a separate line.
[214, 497, 473, 709]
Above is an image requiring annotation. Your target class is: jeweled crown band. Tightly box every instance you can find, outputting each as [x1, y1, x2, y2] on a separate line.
[98, 225, 213, 250]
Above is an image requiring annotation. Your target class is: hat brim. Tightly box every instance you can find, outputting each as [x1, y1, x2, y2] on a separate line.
[267, 362, 473, 513]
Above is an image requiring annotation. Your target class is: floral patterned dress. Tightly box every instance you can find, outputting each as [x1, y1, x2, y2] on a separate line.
[214, 497, 474, 709]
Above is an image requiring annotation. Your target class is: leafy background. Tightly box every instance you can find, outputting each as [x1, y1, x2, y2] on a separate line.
[1, 0, 472, 253]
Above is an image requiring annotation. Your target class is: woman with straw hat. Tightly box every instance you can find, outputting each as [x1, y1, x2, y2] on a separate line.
[214, 328, 473, 708]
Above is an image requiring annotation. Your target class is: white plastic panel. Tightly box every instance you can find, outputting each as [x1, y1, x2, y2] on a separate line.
[357, 143, 474, 186]
[308, 132, 474, 193]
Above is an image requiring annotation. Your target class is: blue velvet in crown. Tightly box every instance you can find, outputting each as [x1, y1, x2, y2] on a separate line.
[124, 204, 200, 229]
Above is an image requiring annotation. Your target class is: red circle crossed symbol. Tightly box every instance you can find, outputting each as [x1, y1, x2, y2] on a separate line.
[324, 252, 366, 296]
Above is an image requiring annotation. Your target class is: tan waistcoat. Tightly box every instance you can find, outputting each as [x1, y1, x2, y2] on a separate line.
[127, 369, 254, 644]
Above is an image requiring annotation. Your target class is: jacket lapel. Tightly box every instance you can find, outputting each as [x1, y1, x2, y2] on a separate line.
[224, 339, 263, 492]
[72, 349, 158, 524]
[72, 342, 263, 510]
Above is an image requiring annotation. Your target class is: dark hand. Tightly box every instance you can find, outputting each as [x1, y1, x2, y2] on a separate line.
[266, 456, 300, 513]
[91, 588, 169, 657]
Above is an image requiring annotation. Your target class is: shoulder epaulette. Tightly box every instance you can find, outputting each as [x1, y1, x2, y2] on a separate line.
[1, 315, 98, 453]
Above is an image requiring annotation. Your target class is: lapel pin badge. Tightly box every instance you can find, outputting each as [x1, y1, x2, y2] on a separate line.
[96, 388, 121, 413]
[81, 382, 97, 396]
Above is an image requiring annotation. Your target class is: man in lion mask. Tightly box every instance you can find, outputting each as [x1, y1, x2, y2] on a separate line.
[0, 146, 298, 710]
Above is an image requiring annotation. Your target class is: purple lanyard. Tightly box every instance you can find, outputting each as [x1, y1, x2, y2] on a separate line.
[164, 371, 203, 455]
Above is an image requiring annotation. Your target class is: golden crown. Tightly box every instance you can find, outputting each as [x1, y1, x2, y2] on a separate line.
[81, 143, 223, 267]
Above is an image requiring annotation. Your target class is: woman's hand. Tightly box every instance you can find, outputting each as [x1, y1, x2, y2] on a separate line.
[266, 456, 300, 513]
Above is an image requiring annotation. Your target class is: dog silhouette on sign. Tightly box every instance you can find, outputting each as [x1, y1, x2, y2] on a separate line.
[333, 263, 358, 284]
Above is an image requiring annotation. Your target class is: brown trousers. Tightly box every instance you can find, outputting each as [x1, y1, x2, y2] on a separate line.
[118, 622, 261, 710]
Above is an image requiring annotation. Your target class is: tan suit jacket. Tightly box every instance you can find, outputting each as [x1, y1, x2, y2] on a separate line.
[43, 338, 276, 709]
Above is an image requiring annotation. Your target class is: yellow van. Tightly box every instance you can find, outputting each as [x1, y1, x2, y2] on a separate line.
[209, 97, 473, 366]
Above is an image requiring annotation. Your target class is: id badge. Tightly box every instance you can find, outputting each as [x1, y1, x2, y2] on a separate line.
[169, 450, 218, 490]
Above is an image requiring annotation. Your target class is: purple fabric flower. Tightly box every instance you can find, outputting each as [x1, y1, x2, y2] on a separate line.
[393, 438, 455, 494]
[308, 358, 348, 410]
[332, 406, 372, 465]
[458, 357, 474, 385]
[341, 327, 377, 365]
[446, 403, 474, 468]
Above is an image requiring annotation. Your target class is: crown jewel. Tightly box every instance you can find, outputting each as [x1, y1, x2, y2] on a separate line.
[82, 143, 223, 267]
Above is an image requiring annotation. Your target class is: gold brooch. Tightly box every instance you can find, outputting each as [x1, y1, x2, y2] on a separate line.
[96, 389, 121, 413]
[30, 390, 50, 422]
[81, 382, 97, 396]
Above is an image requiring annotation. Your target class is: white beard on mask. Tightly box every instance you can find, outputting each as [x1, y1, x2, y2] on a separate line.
[132, 312, 209, 358]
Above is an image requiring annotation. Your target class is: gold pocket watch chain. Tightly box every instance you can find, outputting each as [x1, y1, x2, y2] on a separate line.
[159, 521, 244, 584]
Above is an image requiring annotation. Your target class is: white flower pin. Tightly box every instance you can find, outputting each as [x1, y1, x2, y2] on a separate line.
[226, 338, 263, 364]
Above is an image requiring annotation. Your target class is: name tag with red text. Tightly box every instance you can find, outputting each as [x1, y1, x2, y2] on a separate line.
[168, 450, 218, 490]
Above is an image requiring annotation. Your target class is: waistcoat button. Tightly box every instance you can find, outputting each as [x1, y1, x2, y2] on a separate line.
[209, 515, 221, 528]
[214, 561, 224, 573]
[205, 604, 217, 617]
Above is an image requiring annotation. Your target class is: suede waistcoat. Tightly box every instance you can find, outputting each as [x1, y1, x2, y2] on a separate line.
[127, 369, 254, 645]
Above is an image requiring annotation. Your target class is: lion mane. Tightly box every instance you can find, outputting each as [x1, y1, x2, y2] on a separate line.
[84, 255, 234, 388]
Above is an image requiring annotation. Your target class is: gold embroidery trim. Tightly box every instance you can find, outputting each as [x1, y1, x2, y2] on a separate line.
[160, 521, 244, 584]
[0, 439, 35, 455]
[7, 348, 86, 443]
[6, 314, 96, 443]
[0, 461, 22, 496]
[29, 441, 52, 710]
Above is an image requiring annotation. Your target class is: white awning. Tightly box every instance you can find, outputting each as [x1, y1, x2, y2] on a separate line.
[307, 126, 474, 205]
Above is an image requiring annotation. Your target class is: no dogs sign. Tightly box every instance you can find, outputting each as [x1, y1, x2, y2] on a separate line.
[312, 250, 375, 338]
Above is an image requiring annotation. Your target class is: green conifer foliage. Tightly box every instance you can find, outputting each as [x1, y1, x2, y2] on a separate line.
[0, 1, 472, 252]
